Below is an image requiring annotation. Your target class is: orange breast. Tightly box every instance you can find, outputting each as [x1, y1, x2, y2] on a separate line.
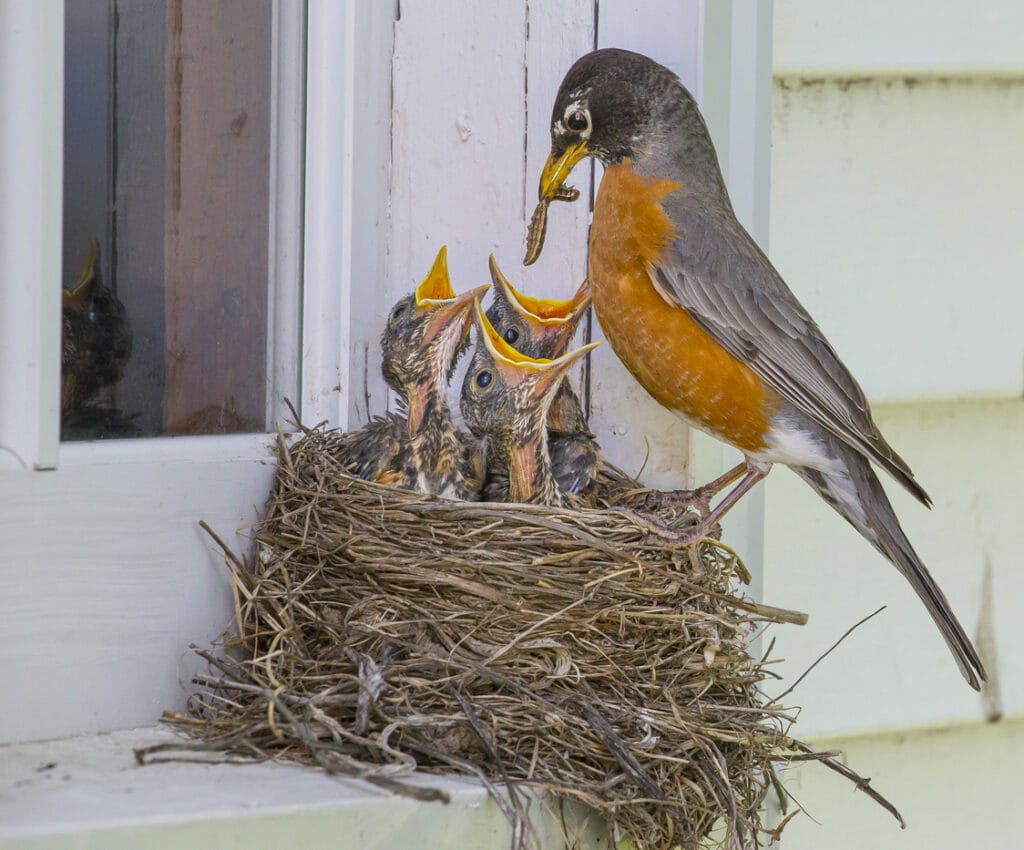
[589, 161, 778, 453]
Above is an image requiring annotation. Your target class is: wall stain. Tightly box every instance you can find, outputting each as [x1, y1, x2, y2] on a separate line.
[976, 556, 1003, 723]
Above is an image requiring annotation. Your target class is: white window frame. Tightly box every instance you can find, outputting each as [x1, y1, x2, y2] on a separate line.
[0, 0, 771, 747]
[0, 0, 395, 745]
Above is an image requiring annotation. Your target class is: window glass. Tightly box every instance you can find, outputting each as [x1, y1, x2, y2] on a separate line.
[61, 0, 300, 440]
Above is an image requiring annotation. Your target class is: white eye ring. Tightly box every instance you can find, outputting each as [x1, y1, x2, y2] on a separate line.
[563, 105, 591, 138]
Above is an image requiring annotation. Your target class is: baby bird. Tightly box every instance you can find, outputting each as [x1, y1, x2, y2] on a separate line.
[338, 247, 488, 499]
[462, 299, 598, 506]
[461, 256, 598, 497]
[61, 238, 133, 412]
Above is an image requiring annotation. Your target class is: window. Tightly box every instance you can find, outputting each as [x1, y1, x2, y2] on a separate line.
[61, 0, 302, 440]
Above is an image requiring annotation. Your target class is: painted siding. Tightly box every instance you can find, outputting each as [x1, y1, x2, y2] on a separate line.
[774, 0, 1024, 75]
[779, 719, 1024, 849]
[770, 76, 1024, 403]
[765, 3, 1023, 846]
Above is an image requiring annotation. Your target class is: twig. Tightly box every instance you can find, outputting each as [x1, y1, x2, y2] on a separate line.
[773, 606, 886, 702]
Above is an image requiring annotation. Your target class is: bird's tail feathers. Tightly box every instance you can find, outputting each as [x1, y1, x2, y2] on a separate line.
[794, 446, 986, 691]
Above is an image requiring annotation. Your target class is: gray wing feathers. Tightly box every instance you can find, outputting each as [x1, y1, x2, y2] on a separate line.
[652, 205, 931, 507]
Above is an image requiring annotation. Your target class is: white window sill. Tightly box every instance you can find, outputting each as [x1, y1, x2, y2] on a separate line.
[0, 727, 608, 850]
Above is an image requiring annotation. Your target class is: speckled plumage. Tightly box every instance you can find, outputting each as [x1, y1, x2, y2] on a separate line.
[461, 256, 600, 499]
[462, 300, 598, 506]
[334, 248, 486, 500]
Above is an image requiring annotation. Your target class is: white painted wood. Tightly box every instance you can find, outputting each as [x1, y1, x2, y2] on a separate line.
[0, 435, 277, 744]
[388, 1, 596, 425]
[779, 719, 1024, 849]
[0, 1, 63, 470]
[0, 727, 608, 850]
[774, 0, 1024, 76]
[301, 0, 355, 428]
[520, 0, 593, 297]
[339, 1, 397, 427]
[0, 3, 303, 744]
[598, 0, 704, 92]
[389, 0, 530, 370]
[770, 76, 1024, 402]
[763, 399, 1021, 737]
[301, 0, 395, 429]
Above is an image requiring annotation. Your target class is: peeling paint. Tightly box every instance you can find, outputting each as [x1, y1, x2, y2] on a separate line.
[775, 74, 1024, 94]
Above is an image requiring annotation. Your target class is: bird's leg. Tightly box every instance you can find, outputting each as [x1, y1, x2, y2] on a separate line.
[688, 461, 748, 516]
[696, 466, 767, 533]
[680, 466, 768, 572]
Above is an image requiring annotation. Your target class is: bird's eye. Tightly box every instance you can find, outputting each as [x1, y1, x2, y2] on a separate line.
[475, 370, 493, 389]
[392, 304, 407, 320]
[565, 109, 589, 133]
[503, 327, 520, 345]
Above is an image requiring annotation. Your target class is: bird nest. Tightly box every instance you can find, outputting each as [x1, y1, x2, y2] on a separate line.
[138, 424, 901, 850]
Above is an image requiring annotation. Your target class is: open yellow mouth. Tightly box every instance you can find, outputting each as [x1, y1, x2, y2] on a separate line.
[474, 299, 550, 370]
[489, 256, 590, 324]
[474, 299, 599, 374]
[538, 140, 588, 201]
[415, 246, 456, 305]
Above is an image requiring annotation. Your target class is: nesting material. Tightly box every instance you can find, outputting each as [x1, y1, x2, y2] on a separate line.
[141, 425, 901, 850]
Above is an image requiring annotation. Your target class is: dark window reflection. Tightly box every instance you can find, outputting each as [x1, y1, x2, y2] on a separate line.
[62, 0, 284, 440]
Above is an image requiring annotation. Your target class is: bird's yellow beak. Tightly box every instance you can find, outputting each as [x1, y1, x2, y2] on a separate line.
[474, 298, 598, 377]
[421, 282, 490, 345]
[415, 246, 456, 305]
[63, 237, 99, 305]
[539, 140, 588, 201]
[474, 298, 541, 369]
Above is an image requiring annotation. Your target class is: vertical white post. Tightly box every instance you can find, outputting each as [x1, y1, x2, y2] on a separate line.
[0, 1, 63, 470]
[301, 0, 355, 429]
[302, 0, 394, 430]
[266, 0, 307, 428]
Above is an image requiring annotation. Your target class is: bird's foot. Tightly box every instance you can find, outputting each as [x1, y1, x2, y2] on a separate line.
[610, 506, 726, 577]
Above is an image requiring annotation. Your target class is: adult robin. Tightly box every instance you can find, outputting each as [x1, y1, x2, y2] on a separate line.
[462, 299, 598, 506]
[461, 256, 599, 497]
[337, 247, 488, 499]
[531, 48, 985, 689]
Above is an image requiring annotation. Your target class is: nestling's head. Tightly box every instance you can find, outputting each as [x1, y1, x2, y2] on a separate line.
[381, 246, 489, 406]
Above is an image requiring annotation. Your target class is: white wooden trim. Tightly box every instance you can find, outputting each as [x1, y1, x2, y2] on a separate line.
[0, 3, 297, 745]
[57, 432, 275, 467]
[0, 726, 608, 850]
[266, 0, 307, 428]
[0, 1, 64, 471]
[300, 0, 352, 429]
[301, 0, 394, 431]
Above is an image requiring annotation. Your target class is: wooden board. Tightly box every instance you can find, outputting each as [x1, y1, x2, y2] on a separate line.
[163, 0, 272, 434]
